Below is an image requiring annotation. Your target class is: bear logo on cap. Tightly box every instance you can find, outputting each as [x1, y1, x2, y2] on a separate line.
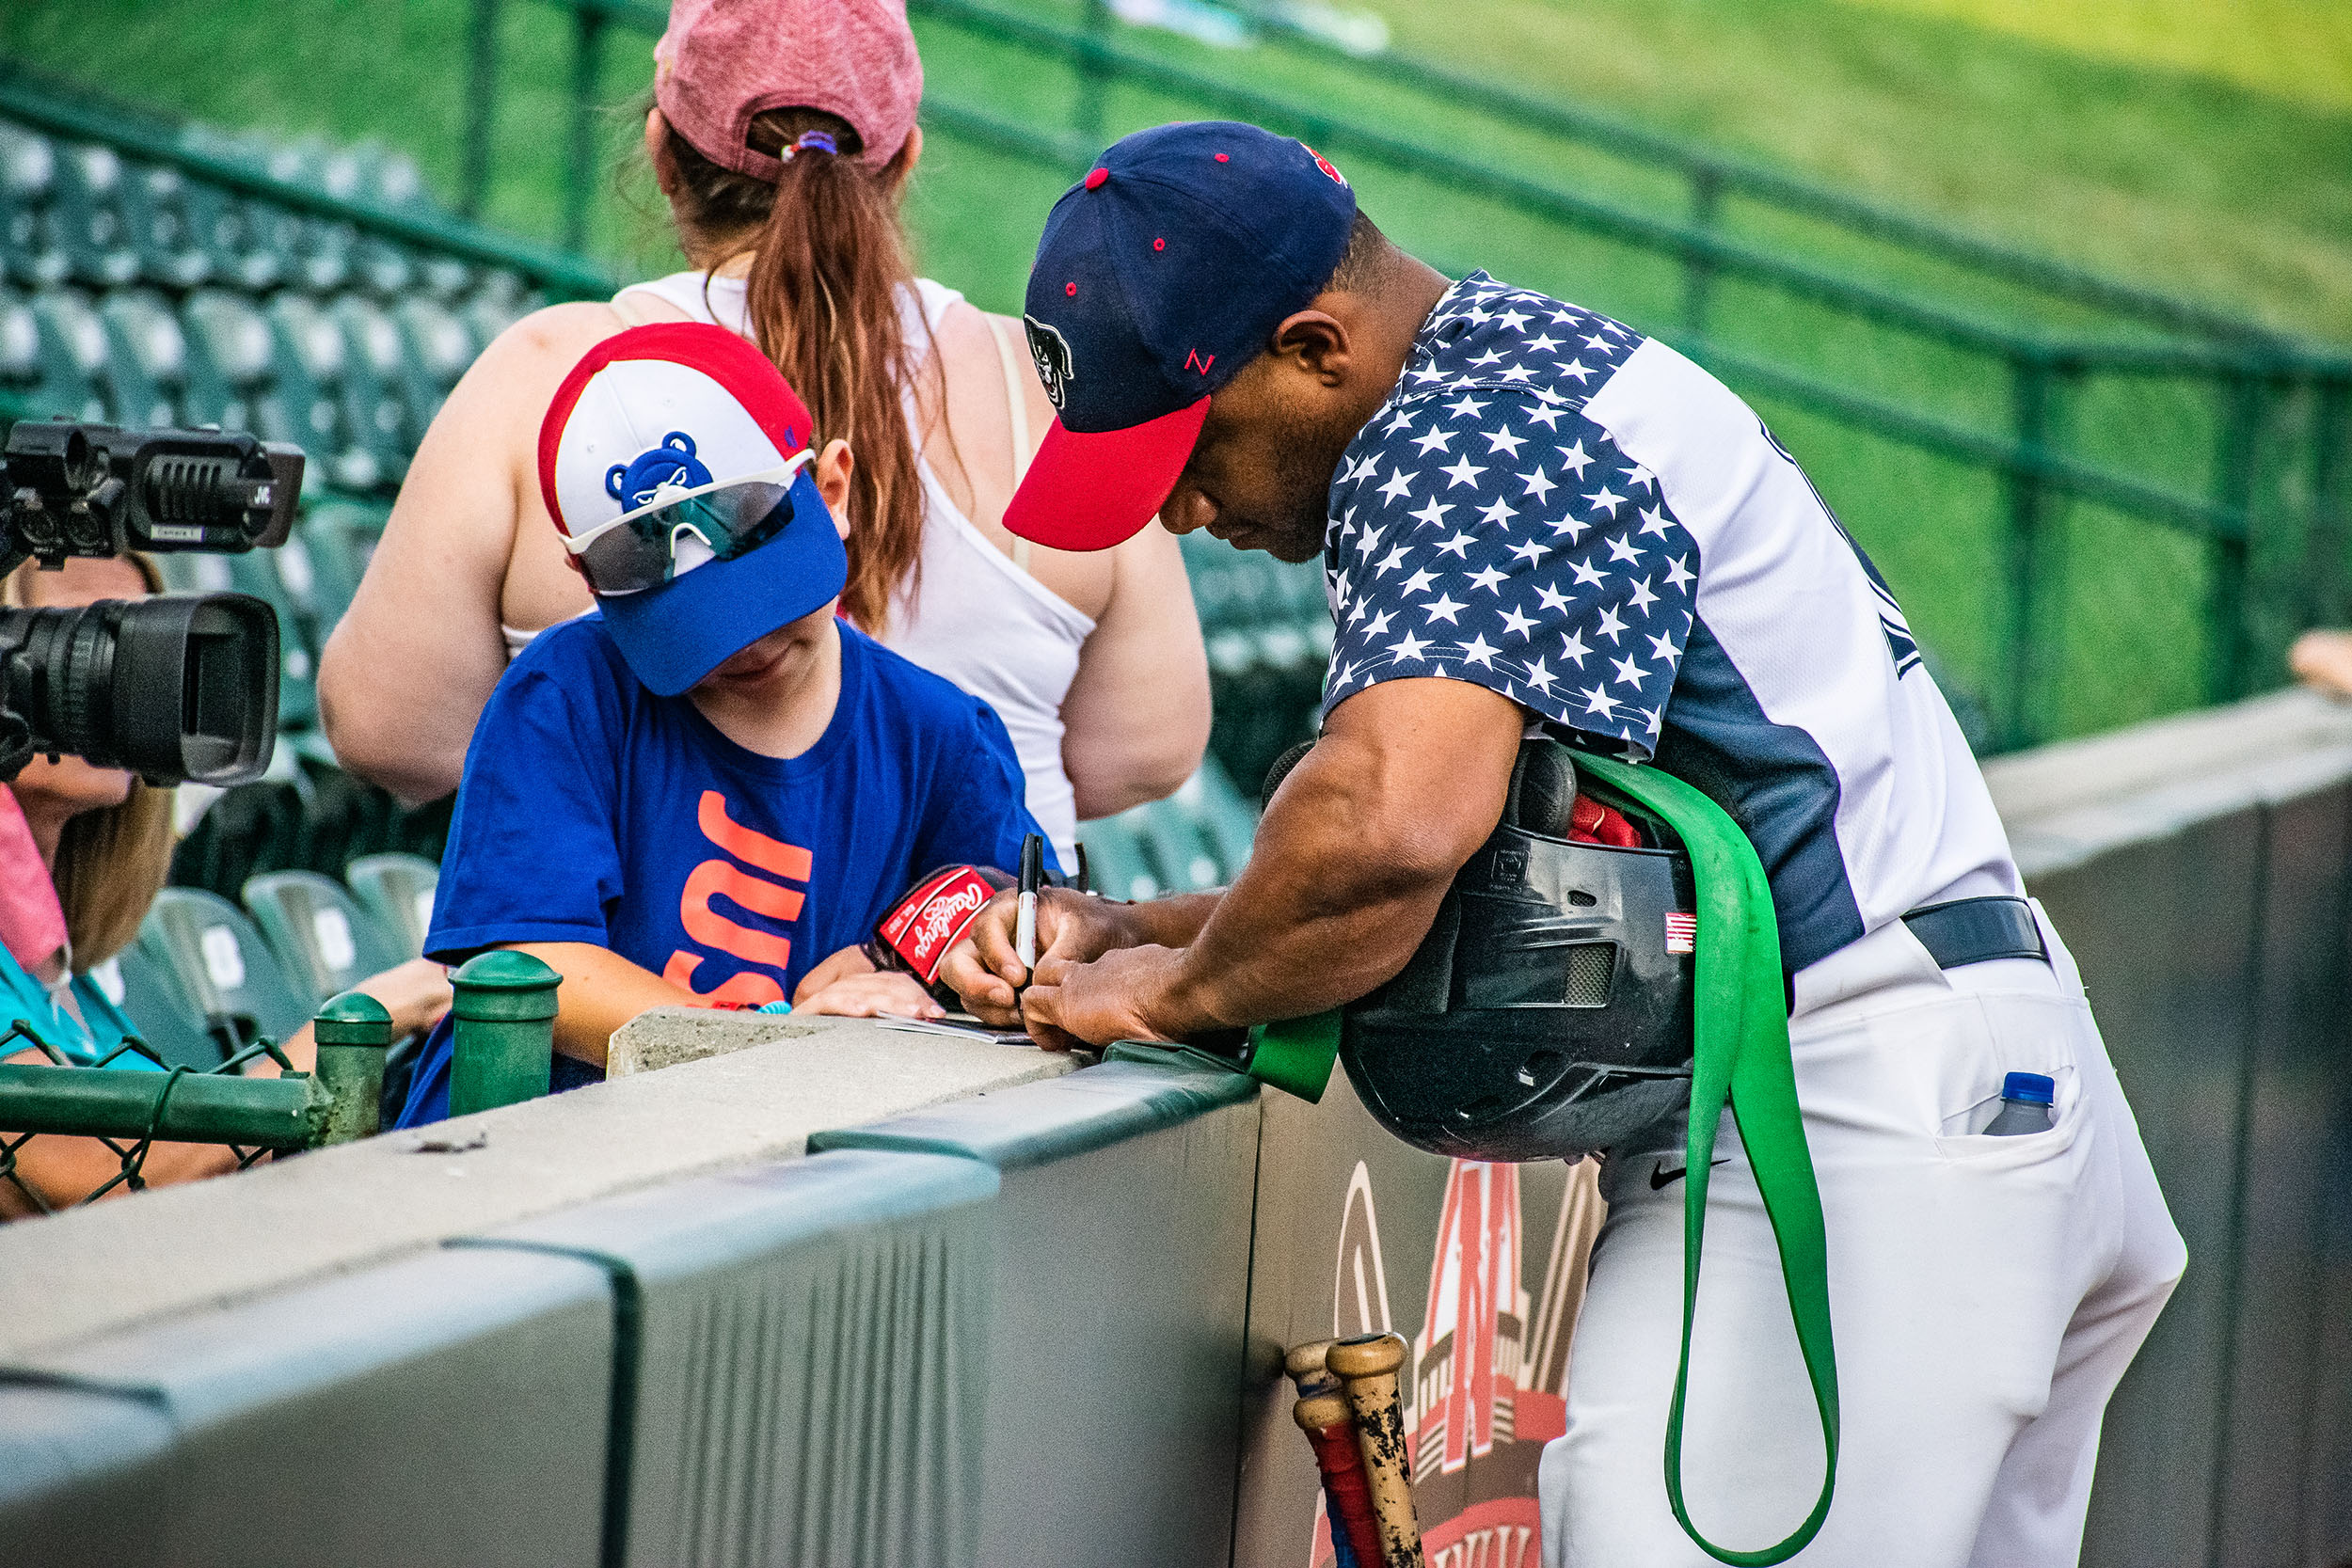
[607, 432, 713, 512]
[1023, 316, 1076, 410]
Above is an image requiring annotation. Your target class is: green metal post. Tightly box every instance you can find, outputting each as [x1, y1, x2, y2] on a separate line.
[0, 1064, 325, 1147]
[312, 992, 391, 1146]
[2205, 373, 2263, 705]
[2303, 377, 2349, 629]
[448, 951, 559, 1117]
[1074, 0, 1111, 147]
[2000, 352, 2055, 752]
[564, 6, 607, 255]
[1682, 166, 1723, 340]
[462, 0, 502, 220]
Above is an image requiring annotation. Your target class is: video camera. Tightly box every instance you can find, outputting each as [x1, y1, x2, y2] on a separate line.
[0, 418, 300, 787]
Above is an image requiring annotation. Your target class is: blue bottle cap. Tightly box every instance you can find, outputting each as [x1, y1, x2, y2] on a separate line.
[2002, 1071, 2056, 1105]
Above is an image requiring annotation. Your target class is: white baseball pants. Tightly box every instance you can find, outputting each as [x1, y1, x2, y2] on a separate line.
[1541, 902, 2185, 1567]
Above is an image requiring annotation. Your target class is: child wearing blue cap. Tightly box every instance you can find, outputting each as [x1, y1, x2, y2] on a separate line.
[389, 324, 1051, 1127]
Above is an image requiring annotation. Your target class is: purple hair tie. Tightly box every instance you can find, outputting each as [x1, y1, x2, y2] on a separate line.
[783, 131, 839, 160]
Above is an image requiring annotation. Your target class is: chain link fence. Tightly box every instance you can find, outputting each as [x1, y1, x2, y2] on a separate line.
[0, 957, 558, 1216]
[0, 1022, 327, 1213]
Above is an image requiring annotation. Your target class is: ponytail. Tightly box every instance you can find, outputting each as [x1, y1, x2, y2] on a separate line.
[663, 108, 933, 632]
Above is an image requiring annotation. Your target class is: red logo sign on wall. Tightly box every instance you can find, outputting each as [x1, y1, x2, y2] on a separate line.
[1313, 1158, 1607, 1568]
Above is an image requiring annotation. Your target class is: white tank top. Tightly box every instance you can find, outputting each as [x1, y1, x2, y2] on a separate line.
[606, 271, 1094, 865]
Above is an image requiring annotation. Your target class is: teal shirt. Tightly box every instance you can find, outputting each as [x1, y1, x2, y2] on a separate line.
[0, 945, 155, 1069]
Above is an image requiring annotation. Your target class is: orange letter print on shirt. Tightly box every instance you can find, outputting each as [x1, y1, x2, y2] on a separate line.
[660, 791, 814, 1006]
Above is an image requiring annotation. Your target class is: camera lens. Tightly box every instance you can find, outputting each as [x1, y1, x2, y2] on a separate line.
[0, 593, 278, 785]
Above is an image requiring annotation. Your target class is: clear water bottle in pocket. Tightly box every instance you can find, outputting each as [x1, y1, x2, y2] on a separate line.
[1985, 1071, 2057, 1136]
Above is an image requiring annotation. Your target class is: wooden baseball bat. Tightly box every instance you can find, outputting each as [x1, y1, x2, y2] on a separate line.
[1286, 1338, 1341, 1395]
[1327, 1332, 1423, 1568]
[1295, 1388, 1383, 1568]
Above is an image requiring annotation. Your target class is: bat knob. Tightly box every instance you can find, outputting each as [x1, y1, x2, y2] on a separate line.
[1293, 1390, 1354, 1432]
[1327, 1332, 1406, 1380]
[1285, 1338, 1340, 1385]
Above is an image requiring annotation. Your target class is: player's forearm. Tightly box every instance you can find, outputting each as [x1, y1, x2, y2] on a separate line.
[1145, 682, 1518, 1036]
[1113, 891, 1221, 949]
[502, 942, 700, 1067]
[1152, 776, 1462, 1035]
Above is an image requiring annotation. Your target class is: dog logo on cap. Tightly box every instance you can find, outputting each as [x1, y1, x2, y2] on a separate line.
[1023, 316, 1076, 410]
[607, 432, 713, 512]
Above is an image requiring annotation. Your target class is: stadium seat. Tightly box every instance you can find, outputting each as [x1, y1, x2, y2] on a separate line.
[0, 289, 40, 399]
[118, 162, 210, 289]
[0, 123, 68, 292]
[1118, 800, 1219, 895]
[1073, 816, 1163, 902]
[287, 500, 376, 625]
[461, 275, 537, 349]
[414, 253, 473, 302]
[391, 295, 476, 428]
[243, 870, 405, 1006]
[25, 289, 108, 422]
[82, 943, 224, 1069]
[137, 887, 315, 1048]
[288, 758, 401, 872]
[328, 295, 415, 481]
[262, 294, 366, 489]
[346, 852, 439, 959]
[179, 289, 272, 435]
[94, 291, 186, 430]
[47, 142, 139, 291]
[1165, 760, 1258, 880]
[295, 216, 356, 296]
[183, 182, 284, 293]
[167, 779, 306, 901]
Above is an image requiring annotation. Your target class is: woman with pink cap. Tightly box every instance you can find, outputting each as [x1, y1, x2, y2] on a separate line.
[320, 0, 1209, 868]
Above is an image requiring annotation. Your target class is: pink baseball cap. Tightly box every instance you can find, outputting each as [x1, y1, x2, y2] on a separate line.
[653, 0, 923, 178]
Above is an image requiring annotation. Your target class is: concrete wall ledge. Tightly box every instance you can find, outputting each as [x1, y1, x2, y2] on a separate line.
[1985, 688, 2352, 876]
[0, 1014, 1073, 1359]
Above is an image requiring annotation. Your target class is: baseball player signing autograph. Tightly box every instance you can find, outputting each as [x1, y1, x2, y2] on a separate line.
[941, 121, 2185, 1567]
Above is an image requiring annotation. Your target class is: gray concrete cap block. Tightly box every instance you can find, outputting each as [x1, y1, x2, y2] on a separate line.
[606, 1006, 823, 1077]
[0, 1016, 1073, 1357]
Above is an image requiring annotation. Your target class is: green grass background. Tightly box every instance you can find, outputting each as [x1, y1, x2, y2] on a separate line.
[4, 0, 2346, 745]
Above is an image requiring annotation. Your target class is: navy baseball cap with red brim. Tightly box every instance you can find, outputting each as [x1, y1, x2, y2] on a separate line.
[1003, 121, 1357, 553]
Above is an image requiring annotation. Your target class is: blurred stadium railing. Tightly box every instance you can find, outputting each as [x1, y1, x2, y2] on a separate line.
[448, 0, 2352, 756]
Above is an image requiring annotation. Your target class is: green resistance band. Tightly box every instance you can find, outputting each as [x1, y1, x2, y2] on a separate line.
[1238, 754, 1837, 1563]
[1575, 750, 1836, 1565]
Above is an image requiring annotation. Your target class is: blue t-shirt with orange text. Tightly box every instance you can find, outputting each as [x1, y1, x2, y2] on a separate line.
[391, 612, 1044, 1127]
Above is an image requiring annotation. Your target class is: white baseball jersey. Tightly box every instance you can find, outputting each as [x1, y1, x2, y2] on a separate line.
[1322, 273, 2022, 973]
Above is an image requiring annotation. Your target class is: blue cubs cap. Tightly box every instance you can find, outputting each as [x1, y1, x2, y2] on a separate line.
[540, 323, 849, 696]
[1003, 120, 1358, 551]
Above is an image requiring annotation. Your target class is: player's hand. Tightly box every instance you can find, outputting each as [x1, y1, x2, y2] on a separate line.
[939, 887, 1144, 1025]
[1020, 943, 1185, 1051]
[795, 967, 946, 1021]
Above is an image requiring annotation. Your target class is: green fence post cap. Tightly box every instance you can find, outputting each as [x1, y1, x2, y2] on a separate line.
[452, 951, 561, 1022]
[313, 991, 393, 1048]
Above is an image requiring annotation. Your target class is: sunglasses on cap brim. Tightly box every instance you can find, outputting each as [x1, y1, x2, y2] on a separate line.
[562, 451, 816, 596]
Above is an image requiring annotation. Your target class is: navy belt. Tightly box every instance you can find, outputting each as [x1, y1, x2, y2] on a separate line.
[1900, 895, 2047, 970]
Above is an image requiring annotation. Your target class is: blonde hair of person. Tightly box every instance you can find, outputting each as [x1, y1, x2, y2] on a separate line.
[2, 556, 177, 970]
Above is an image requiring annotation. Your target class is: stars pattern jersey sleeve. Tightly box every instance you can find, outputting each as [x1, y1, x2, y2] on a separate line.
[1322, 275, 1700, 758]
